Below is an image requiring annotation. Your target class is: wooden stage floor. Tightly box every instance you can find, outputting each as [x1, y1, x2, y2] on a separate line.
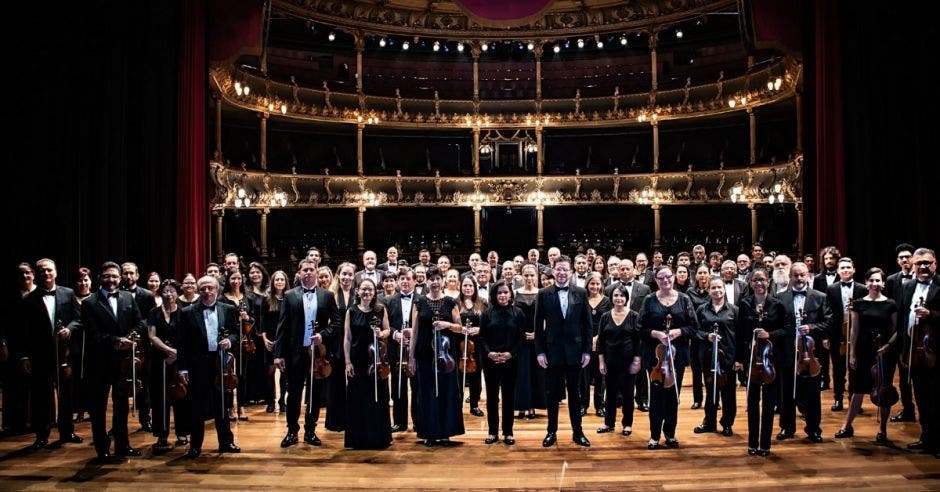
[1, 383, 938, 491]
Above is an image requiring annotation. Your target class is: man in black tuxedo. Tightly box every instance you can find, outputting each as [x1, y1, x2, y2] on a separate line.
[885, 243, 917, 421]
[824, 258, 867, 411]
[18, 259, 83, 448]
[812, 246, 841, 292]
[82, 261, 146, 460]
[413, 264, 428, 295]
[535, 255, 592, 447]
[355, 250, 380, 286]
[376, 246, 401, 276]
[387, 267, 418, 432]
[176, 275, 240, 458]
[274, 259, 340, 447]
[411, 249, 432, 271]
[120, 262, 155, 431]
[720, 260, 750, 306]
[774, 262, 832, 443]
[898, 248, 939, 456]
[604, 259, 651, 312]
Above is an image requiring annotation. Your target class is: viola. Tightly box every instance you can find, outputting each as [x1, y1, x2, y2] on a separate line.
[239, 300, 257, 356]
[309, 320, 332, 380]
[796, 308, 821, 377]
[55, 320, 73, 381]
[215, 326, 238, 391]
[119, 330, 145, 397]
[748, 304, 776, 386]
[909, 296, 935, 371]
[704, 323, 728, 401]
[432, 311, 456, 374]
[870, 334, 899, 408]
[650, 314, 677, 390]
[165, 357, 188, 402]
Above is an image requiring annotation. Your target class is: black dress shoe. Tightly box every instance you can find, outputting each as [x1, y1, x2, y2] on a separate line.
[93, 452, 115, 463]
[117, 447, 142, 457]
[694, 424, 716, 434]
[637, 403, 649, 412]
[647, 440, 661, 450]
[176, 436, 189, 446]
[573, 434, 591, 447]
[890, 412, 915, 422]
[266, 403, 275, 413]
[595, 409, 606, 417]
[218, 443, 241, 453]
[139, 423, 153, 433]
[484, 435, 498, 445]
[390, 424, 404, 433]
[690, 402, 702, 410]
[831, 400, 844, 411]
[579, 408, 587, 417]
[280, 433, 298, 448]
[776, 430, 795, 441]
[503, 436, 515, 445]
[622, 428, 632, 436]
[304, 433, 322, 446]
[834, 426, 854, 438]
[470, 407, 484, 417]
[808, 434, 824, 443]
[154, 438, 169, 448]
[757, 449, 771, 457]
[907, 440, 925, 450]
[665, 438, 680, 449]
[515, 412, 525, 420]
[30, 438, 48, 450]
[185, 448, 201, 459]
[61, 433, 84, 444]
[875, 433, 889, 445]
[747, 447, 758, 456]
[278, 402, 287, 412]
[542, 433, 557, 447]
[721, 427, 733, 437]
[596, 426, 614, 434]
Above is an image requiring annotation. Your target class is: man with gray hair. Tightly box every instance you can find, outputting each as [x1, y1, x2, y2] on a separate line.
[771, 255, 792, 294]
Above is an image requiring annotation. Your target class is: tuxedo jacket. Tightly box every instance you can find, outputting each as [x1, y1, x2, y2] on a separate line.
[274, 286, 340, 367]
[897, 274, 940, 356]
[81, 290, 145, 375]
[885, 271, 914, 301]
[354, 270, 381, 287]
[603, 280, 651, 312]
[772, 288, 832, 367]
[176, 302, 239, 382]
[825, 281, 868, 345]
[534, 284, 592, 367]
[384, 291, 420, 363]
[18, 286, 82, 377]
[812, 271, 837, 293]
[122, 286, 156, 321]
[723, 278, 750, 305]
[376, 261, 399, 273]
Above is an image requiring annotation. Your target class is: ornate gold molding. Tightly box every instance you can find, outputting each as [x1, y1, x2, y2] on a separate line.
[212, 57, 800, 129]
[210, 156, 803, 211]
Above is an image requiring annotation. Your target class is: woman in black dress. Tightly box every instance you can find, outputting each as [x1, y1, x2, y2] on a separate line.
[584, 272, 611, 416]
[514, 263, 545, 419]
[479, 281, 525, 445]
[219, 269, 255, 421]
[674, 265, 691, 293]
[262, 270, 289, 413]
[457, 276, 485, 417]
[245, 262, 270, 406]
[835, 267, 898, 444]
[639, 266, 699, 449]
[343, 278, 393, 449]
[326, 262, 356, 432]
[685, 263, 712, 409]
[694, 278, 738, 437]
[407, 266, 465, 446]
[147, 279, 191, 448]
[72, 267, 93, 423]
[596, 284, 642, 437]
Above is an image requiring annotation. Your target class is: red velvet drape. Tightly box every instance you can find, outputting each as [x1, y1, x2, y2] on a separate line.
[813, 0, 846, 254]
[175, 0, 208, 280]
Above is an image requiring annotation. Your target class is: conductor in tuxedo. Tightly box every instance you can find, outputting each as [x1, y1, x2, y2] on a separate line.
[535, 255, 592, 447]
[824, 258, 867, 411]
[176, 275, 240, 458]
[82, 261, 146, 460]
[18, 259, 83, 448]
[774, 262, 832, 443]
[274, 259, 340, 448]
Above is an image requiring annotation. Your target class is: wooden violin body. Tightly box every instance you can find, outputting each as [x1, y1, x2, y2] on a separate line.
[650, 314, 676, 388]
[311, 343, 332, 379]
[750, 337, 776, 384]
[436, 333, 456, 373]
[119, 330, 145, 394]
[165, 358, 188, 402]
[797, 334, 822, 377]
[369, 338, 391, 380]
[870, 341, 899, 408]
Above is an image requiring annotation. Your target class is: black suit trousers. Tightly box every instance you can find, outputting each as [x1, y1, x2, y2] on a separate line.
[188, 354, 234, 450]
[546, 364, 583, 435]
[286, 351, 325, 434]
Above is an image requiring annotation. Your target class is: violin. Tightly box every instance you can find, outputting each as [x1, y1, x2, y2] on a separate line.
[650, 314, 677, 390]
[840, 298, 852, 359]
[309, 320, 332, 380]
[433, 311, 456, 374]
[368, 312, 391, 380]
[55, 320, 73, 381]
[119, 329, 145, 396]
[747, 304, 775, 387]
[869, 333, 899, 408]
[704, 323, 728, 403]
[164, 340, 187, 402]
[909, 296, 935, 371]
[238, 300, 256, 356]
[215, 326, 238, 392]
[796, 308, 822, 377]
[459, 315, 478, 374]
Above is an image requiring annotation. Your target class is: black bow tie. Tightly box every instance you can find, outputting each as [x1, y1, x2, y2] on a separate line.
[108, 291, 120, 299]
[902, 274, 913, 279]
[42, 290, 56, 296]
[841, 282, 853, 288]
[622, 282, 633, 288]
[793, 290, 806, 297]
[303, 288, 316, 294]
[202, 304, 216, 311]
[556, 286, 569, 292]
[917, 280, 931, 286]
[401, 294, 412, 299]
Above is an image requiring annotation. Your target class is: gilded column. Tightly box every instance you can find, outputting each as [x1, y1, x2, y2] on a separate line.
[472, 126, 480, 176]
[259, 208, 269, 260]
[748, 107, 757, 165]
[473, 206, 482, 250]
[259, 112, 268, 170]
[357, 206, 365, 254]
[536, 125, 543, 175]
[652, 120, 660, 172]
[652, 204, 662, 250]
[214, 93, 222, 161]
[749, 202, 758, 245]
[796, 202, 804, 257]
[357, 123, 364, 175]
[536, 205, 544, 250]
[215, 210, 224, 263]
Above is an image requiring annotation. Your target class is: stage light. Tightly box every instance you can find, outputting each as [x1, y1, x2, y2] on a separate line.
[675, 29, 683, 39]
[577, 38, 584, 48]
[527, 42, 534, 51]
[243, 86, 250, 96]
[280, 104, 287, 114]
[774, 77, 782, 90]
[328, 32, 336, 42]
[728, 98, 736, 108]
[596, 40, 604, 48]
[620, 36, 628, 46]
[457, 42, 464, 52]
[379, 38, 386, 47]
[481, 42, 488, 52]
[433, 41, 440, 51]
[553, 44, 560, 53]
[402, 41, 410, 50]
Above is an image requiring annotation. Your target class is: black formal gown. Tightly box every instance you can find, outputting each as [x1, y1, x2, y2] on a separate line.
[414, 296, 464, 441]
[850, 299, 898, 394]
[148, 307, 191, 439]
[326, 290, 353, 431]
[344, 306, 392, 449]
[261, 296, 284, 404]
[513, 292, 546, 411]
[582, 296, 612, 411]
[458, 306, 483, 409]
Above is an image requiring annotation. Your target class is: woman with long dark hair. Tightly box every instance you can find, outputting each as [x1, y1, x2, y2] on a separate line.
[147, 279, 191, 448]
[457, 276, 485, 417]
[263, 270, 290, 413]
[219, 269, 255, 421]
[596, 284, 642, 437]
[514, 263, 545, 419]
[479, 280, 525, 445]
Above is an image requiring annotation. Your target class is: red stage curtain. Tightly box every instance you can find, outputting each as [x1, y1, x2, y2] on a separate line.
[175, 0, 208, 279]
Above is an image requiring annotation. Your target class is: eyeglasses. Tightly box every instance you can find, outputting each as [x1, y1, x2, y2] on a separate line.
[750, 278, 768, 283]
[897, 254, 912, 259]
[915, 260, 935, 266]
[198, 286, 217, 292]
[656, 275, 674, 281]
